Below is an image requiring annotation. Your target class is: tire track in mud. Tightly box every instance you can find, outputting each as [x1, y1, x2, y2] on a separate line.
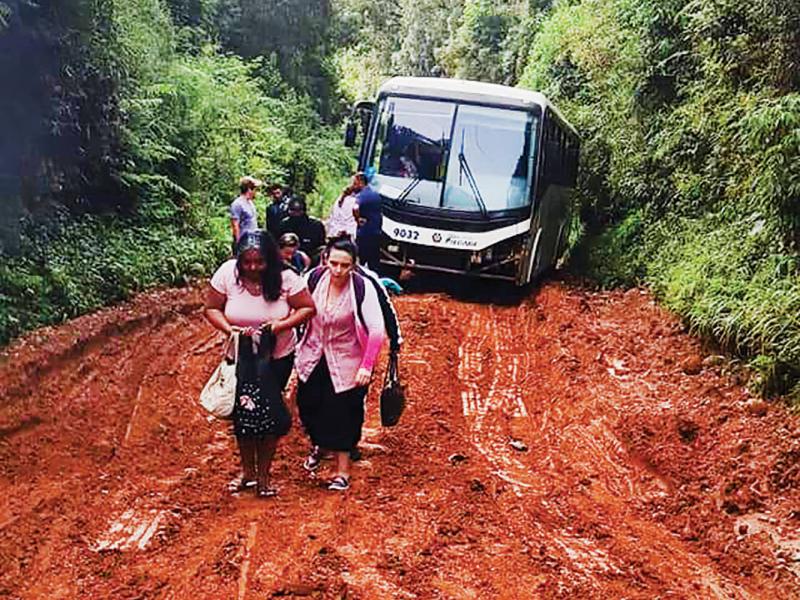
[0, 304, 245, 597]
[457, 305, 643, 592]
[1, 281, 800, 598]
[453, 296, 796, 599]
[459, 309, 532, 493]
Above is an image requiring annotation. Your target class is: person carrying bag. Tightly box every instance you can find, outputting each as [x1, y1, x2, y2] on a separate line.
[199, 331, 240, 419]
[294, 237, 386, 491]
[203, 230, 316, 498]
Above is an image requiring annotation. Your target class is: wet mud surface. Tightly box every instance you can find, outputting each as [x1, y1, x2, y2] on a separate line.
[1, 278, 799, 598]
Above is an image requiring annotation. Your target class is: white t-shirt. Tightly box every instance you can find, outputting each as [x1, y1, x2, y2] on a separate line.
[326, 194, 358, 239]
[210, 259, 306, 358]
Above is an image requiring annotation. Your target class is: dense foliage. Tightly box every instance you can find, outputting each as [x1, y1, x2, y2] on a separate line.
[0, 0, 350, 343]
[330, 0, 537, 103]
[209, 0, 336, 116]
[518, 0, 800, 400]
[2, 0, 799, 401]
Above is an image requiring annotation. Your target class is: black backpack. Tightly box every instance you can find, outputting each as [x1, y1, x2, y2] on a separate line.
[306, 265, 402, 353]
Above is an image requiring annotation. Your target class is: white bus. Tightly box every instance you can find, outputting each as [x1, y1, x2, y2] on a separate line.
[345, 77, 579, 285]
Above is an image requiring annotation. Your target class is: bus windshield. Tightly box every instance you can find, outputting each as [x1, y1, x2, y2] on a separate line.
[370, 96, 538, 214]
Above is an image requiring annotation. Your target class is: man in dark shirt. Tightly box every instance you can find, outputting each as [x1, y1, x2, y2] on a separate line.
[279, 196, 326, 263]
[352, 172, 383, 272]
[265, 184, 287, 239]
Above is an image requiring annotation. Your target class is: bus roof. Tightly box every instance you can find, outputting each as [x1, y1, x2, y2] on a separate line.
[377, 76, 578, 136]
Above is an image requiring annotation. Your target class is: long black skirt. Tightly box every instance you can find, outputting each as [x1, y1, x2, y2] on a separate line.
[296, 357, 368, 451]
[233, 335, 293, 439]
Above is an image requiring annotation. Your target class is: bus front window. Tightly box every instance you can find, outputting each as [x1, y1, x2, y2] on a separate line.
[443, 105, 537, 213]
[371, 97, 454, 208]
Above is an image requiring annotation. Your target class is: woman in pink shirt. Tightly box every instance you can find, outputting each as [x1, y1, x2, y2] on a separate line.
[294, 238, 385, 491]
[204, 231, 315, 497]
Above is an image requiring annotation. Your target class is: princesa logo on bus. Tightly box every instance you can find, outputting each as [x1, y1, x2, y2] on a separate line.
[443, 235, 478, 249]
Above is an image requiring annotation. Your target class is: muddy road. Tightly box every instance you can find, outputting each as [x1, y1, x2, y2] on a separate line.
[1, 278, 799, 599]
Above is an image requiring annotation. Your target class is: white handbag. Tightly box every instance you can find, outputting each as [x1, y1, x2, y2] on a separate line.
[199, 332, 239, 419]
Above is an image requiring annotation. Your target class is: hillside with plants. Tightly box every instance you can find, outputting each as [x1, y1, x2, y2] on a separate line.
[2, 0, 799, 402]
[330, 0, 800, 402]
[3, 3, 800, 596]
[0, 0, 350, 343]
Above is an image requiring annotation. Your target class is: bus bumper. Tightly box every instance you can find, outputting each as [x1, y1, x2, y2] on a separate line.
[379, 235, 527, 283]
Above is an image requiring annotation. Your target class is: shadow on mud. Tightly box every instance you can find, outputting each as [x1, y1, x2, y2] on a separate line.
[392, 271, 545, 306]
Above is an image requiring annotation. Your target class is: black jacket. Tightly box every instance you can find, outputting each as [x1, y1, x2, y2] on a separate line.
[279, 215, 326, 257]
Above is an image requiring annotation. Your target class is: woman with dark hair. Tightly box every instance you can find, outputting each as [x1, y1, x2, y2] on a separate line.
[204, 230, 316, 497]
[326, 176, 358, 240]
[294, 237, 385, 491]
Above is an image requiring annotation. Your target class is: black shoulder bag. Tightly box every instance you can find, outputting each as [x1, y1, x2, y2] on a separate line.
[379, 350, 405, 427]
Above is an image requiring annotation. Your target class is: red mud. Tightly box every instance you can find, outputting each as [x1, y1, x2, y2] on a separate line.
[1, 278, 799, 599]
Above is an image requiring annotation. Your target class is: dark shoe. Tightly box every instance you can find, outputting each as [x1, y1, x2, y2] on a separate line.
[328, 475, 350, 491]
[303, 452, 321, 472]
[256, 484, 278, 498]
[228, 477, 257, 493]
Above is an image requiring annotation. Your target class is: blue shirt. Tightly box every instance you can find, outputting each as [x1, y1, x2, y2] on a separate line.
[230, 195, 258, 239]
[355, 186, 382, 237]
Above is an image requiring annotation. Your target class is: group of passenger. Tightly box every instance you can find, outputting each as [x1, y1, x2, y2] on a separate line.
[203, 172, 388, 496]
[233, 172, 382, 274]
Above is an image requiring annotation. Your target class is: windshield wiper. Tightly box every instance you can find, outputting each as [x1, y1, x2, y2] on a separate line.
[457, 150, 489, 219]
[395, 175, 422, 205]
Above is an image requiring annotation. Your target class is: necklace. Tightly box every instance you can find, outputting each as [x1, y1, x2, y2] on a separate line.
[242, 277, 262, 295]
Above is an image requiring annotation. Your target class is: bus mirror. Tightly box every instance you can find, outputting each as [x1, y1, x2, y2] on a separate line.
[344, 121, 357, 147]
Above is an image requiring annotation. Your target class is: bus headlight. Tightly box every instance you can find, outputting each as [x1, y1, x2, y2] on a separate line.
[470, 248, 494, 265]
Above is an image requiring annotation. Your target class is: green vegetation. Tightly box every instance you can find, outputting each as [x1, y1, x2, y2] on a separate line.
[330, 0, 800, 400]
[0, 0, 350, 344]
[331, 0, 535, 103]
[2, 0, 799, 401]
[521, 0, 800, 400]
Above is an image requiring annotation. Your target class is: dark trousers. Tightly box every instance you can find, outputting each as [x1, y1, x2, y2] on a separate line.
[356, 233, 381, 272]
[296, 358, 367, 452]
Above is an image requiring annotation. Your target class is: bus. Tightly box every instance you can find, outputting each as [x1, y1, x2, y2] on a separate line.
[345, 77, 579, 285]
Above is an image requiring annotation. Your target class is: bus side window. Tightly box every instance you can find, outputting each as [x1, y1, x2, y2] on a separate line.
[546, 121, 563, 186]
[568, 138, 579, 186]
[543, 119, 553, 184]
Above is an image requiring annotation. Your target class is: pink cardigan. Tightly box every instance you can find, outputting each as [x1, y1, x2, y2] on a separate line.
[294, 269, 385, 393]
